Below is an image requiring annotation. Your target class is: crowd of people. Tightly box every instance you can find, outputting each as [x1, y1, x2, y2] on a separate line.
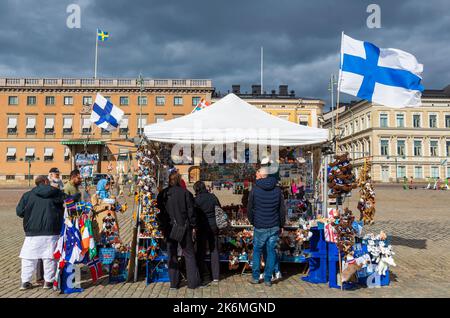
[16, 164, 292, 291]
[156, 166, 287, 289]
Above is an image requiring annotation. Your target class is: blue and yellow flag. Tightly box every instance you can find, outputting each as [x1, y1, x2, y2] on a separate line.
[97, 29, 109, 41]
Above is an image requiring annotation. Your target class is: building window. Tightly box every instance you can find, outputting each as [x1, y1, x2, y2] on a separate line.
[25, 175, 34, 180]
[380, 139, 389, 156]
[82, 96, 93, 105]
[64, 148, 70, 161]
[45, 96, 55, 105]
[6, 175, 15, 180]
[174, 96, 183, 106]
[101, 128, 111, 135]
[397, 140, 406, 156]
[447, 141, 450, 157]
[64, 96, 73, 105]
[414, 166, 423, 179]
[431, 166, 440, 178]
[44, 148, 54, 161]
[120, 96, 129, 106]
[367, 114, 371, 128]
[26, 117, 36, 134]
[27, 96, 37, 106]
[192, 97, 201, 106]
[6, 147, 16, 161]
[447, 166, 450, 178]
[7, 117, 17, 134]
[379, 113, 388, 128]
[155, 115, 165, 123]
[118, 149, 129, 161]
[396, 114, 405, 128]
[414, 140, 422, 156]
[361, 117, 365, 129]
[299, 115, 309, 126]
[413, 114, 421, 128]
[25, 148, 35, 161]
[430, 140, 439, 157]
[137, 117, 147, 135]
[8, 96, 18, 105]
[429, 114, 437, 128]
[45, 117, 55, 134]
[138, 96, 148, 106]
[81, 117, 91, 134]
[397, 166, 406, 179]
[63, 117, 73, 133]
[446, 115, 450, 128]
[119, 117, 129, 135]
[156, 96, 165, 106]
[104, 96, 111, 102]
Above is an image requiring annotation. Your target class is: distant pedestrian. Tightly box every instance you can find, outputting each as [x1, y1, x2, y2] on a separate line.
[16, 175, 65, 290]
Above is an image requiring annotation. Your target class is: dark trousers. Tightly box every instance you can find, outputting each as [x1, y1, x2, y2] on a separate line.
[36, 259, 44, 282]
[167, 230, 201, 289]
[196, 225, 220, 282]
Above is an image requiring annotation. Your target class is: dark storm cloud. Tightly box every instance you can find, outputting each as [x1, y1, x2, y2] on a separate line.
[1, 0, 450, 108]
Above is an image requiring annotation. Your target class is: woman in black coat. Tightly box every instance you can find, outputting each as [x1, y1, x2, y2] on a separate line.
[193, 181, 221, 284]
[157, 172, 201, 289]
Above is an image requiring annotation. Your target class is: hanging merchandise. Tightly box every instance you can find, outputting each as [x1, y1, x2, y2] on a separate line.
[357, 159, 376, 225]
[331, 208, 357, 257]
[327, 152, 357, 198]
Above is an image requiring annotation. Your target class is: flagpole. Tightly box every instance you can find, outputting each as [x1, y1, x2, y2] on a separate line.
[260, 46, 263, 94]
[335, 31, 345, 149]
[94, 29, 98, 79]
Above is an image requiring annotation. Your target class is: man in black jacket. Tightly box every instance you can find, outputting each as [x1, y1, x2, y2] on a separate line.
[16, 175, 65, 290]
[157, 172, 201, 290]
[247, 167, 286, 287]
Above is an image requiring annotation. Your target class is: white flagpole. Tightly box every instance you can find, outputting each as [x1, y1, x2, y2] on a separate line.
[260, 46, 264, 94]
[335, 31, 345, 139]
[94, 29, 98, 79]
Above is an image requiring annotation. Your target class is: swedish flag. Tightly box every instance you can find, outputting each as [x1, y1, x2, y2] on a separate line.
[97, 29, 109, 41]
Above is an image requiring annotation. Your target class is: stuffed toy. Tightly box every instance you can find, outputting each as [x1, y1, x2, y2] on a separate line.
[327, 153, 357, 199]
[357, 160, 376, 224]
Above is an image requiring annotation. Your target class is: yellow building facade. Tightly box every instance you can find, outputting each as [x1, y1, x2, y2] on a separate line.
[0, 78, 213, 186]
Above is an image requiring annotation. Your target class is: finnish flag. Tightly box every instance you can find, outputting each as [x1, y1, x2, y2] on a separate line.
[90, 93, 124, 131]
[339, 34, 424, 108]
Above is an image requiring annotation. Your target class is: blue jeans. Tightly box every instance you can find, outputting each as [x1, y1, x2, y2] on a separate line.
[252, 226, 280, 282]
[263, 245, 280, 274]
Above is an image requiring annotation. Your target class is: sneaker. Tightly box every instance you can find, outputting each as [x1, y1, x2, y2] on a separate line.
[212, 279, 219, 283]
[275, 271, 282, 280]
[264, 281, 272, 287]
[20, 282, 33, 291]
[43, 281, 53, 289]
[259, 274, 264, 281]
[249, 278, 260, 284]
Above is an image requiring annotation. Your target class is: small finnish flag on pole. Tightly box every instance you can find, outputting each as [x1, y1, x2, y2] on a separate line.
[90, 93, 124, 131]
[339, 34, 424, 108]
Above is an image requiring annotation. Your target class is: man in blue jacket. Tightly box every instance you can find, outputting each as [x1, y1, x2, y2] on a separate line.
[247, 167, 286, 287]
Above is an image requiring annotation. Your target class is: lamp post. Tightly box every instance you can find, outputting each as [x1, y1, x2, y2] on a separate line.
[20, 157, 40, 187]
[136, 74, 144, 138]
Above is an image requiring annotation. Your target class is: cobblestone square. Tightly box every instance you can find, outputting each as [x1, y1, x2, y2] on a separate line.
[1, 185, 449, 298]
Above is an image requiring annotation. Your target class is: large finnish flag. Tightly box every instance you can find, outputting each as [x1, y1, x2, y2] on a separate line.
[90, 93, 124, 131]
[339, 34, 424, 108]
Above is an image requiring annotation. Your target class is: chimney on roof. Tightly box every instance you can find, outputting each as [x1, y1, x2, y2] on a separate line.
[232, 84, 241, 94]
[252, 84, 262, 95]
[279, 85, 288, 96]
[289, 90, 295, 97]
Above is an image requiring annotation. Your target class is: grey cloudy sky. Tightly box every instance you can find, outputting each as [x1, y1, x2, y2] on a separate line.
[1, 0, 450, 108]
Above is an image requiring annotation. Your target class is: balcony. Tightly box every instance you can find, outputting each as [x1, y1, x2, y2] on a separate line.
[0, 77, 213, 88]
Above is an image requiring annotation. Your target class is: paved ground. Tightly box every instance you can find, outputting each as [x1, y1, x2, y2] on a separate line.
[1, 185, 449, 298]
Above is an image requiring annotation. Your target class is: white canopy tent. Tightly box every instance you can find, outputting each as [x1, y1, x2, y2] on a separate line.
[144, 93, 329, 146]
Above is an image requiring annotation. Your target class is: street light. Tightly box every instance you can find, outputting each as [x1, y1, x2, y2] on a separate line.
[20, 157, 40, 187]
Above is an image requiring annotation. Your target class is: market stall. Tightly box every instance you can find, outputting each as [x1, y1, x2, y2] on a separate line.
[135, 93, 330, 282]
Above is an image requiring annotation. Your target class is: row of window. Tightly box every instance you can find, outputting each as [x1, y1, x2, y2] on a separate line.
[384, 165, 448, 179]
[5, 147, 69, 162]
[6, 95, 203, 107]
[6, 114, 178, 135]
[379, 112, 450, 129]
[379, 139, 450, 157]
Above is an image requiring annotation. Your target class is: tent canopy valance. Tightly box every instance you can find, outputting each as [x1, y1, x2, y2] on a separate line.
[143, 93, 329, 146]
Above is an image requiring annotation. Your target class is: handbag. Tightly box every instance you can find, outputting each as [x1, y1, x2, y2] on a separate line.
[169, 219, 187, 242]
[215, 206, 229, 230]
